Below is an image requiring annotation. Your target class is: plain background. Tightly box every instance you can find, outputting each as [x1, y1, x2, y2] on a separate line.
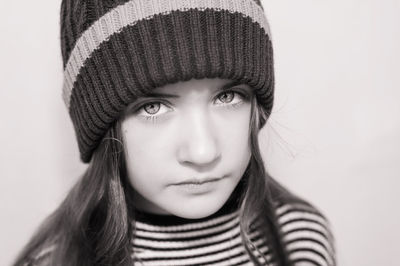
[1, 0, 399, 265]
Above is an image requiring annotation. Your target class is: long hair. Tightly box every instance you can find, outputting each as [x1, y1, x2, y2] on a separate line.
[13, 96, 302, 266]
[239, 97, 298, 265]
[13, 119, 135, 266]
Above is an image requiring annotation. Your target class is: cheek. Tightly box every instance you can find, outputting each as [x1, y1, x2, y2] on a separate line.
[217, 110, 252, 167]
[122, 118, 171, 161]
[121, 120, 171, 187]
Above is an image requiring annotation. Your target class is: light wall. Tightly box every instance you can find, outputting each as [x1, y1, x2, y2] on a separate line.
[0, 0, 399, 265]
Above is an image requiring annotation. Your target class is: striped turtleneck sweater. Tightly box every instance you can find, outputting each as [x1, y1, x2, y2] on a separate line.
[131, 201, 335, 266]
[24, 200, 335, 266]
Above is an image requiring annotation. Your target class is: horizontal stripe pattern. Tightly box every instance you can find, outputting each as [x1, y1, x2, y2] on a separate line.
[279, 204, 336, 266]
[135, 216, 240, 239]
[62, 0, 271, 109]
[130, 203, 335, 265]
[135, 210, 238, 232]
[25, 202, 335, 266]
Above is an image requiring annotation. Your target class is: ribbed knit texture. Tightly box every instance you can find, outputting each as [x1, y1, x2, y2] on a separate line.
[60, 0, 275, 162]
[26, 202, 336, 266]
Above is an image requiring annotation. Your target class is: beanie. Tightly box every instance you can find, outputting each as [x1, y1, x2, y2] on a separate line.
[60, 0, 275, 163]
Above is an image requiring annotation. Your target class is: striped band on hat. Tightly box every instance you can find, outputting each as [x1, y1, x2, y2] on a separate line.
[61, 0, 275, 162]
[62, 0, 271, 108]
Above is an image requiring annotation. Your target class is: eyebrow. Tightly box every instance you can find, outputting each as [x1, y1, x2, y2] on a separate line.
[143, 81, 246, 98]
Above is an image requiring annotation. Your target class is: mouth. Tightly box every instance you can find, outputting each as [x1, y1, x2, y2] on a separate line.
[171, 177, 223, 186]
[169, 176, 226, 195]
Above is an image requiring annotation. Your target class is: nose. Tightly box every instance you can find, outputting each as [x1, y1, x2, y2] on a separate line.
[177, 109, 221, 171]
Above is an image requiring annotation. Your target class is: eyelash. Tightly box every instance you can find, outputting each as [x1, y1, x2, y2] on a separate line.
[137, 89, 249, 123]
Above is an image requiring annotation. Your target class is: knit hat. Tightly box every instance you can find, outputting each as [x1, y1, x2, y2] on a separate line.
[61, 0, 275, 163]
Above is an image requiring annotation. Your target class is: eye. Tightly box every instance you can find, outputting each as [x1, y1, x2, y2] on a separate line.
[214, 90, 248, 106]
[137, 101, 171, 117]
[217, 91, 234, 103]
[143, 102, 160, 114]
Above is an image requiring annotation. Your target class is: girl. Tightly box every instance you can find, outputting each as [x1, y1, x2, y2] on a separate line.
[14, 0, 335, 265]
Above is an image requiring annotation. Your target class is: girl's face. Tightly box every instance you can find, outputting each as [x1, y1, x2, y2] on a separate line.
[121, 78, 252, 219]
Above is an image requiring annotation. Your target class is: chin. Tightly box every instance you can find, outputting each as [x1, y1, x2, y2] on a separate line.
[166, 193, 231, 219]
[174, 207, 219, 220]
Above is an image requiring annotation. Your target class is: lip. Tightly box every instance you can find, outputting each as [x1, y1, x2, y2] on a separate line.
[169, 176, 226, 195]
[171, 177, 223, 186]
